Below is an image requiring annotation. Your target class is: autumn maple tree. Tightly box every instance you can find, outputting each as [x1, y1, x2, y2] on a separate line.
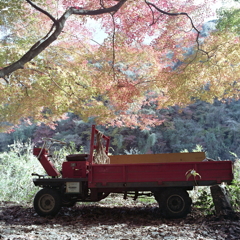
[0, 0, 238, 130]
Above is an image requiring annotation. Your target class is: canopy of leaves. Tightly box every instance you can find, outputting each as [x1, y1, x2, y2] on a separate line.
[0, 0, 239, 130]
[173, 0, 240, 106]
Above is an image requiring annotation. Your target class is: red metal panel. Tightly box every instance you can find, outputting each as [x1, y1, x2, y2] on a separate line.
[62, 161, 87, 178]
[88, 161, 233, 188]
[33, 148, 60, 177]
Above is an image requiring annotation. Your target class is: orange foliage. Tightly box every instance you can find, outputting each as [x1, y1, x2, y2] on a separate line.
[1, 0, 238, 131]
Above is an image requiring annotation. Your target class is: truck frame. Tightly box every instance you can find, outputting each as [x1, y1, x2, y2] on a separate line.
[32, 125, 233, 218]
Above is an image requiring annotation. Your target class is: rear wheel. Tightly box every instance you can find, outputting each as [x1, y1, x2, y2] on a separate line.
[154, 188, 192, 218]
[34, 188, 62, 217]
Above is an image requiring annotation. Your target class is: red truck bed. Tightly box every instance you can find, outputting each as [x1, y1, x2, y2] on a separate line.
[89, 161, 233, 188]
[88, 125, 233, 189]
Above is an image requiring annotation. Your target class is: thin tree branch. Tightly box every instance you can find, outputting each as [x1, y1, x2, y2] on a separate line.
[1, 76, 9, 84]
[145, 1, 210, 57]
[145, 1, 200, 33]
[47, 73, 70, 96]
[111, 13, 117, 83]
[24, 68, 48, 75]
[0, 0, 127, 81]
[69, 0, 127, 16]
[25, 0, 57, 24]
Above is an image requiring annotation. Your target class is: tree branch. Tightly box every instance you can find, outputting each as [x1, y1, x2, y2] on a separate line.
[25, 0, 57, 24]
[145, 1, 210, 56]
[0, 0, 127, 81]
[69, 0, 127, 15]
[145, 1, 200, 33]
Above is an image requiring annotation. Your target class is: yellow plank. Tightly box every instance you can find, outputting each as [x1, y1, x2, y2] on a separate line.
[109, 152, 205, 164]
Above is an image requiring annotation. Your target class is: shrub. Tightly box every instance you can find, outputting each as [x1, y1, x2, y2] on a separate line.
[191, 187, 215, 215]
[0, 140, 85, 203]
[0, 140, 44, 203]
[191, 158, 240, 215]
[227, 158, 240, 211]
[51, 141, 84, 170]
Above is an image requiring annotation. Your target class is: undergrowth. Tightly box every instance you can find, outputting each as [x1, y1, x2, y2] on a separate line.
[0, 140, 44, 203]
[227, 159, 240, 210]
[0, 140, 81, 203]
[191, 158, 240, 215]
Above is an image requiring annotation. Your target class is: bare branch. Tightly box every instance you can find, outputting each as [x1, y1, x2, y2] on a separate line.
[24, 68, 48, 75]
[108, 13, 117, 83]
[1, 76, 9, 84]
[70, 0, 127, 15]
[25, 0, 57, 24]
[145, 1, 200, 33]
[0, 0, 127, 80]
[145, 1, 210, 57]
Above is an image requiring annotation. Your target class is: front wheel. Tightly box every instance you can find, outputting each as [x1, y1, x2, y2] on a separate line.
[34, 188, 62, 217]
[154, 188, 192, 219]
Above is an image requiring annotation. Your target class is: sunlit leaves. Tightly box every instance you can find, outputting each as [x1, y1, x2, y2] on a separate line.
[1, 0, 237, 130]
[216, 4, 240, 34]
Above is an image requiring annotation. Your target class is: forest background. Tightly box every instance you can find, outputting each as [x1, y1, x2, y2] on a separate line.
[0, 98, 240, 160]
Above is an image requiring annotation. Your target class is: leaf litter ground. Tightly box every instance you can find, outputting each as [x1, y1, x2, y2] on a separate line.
[0, 195, 240, 240]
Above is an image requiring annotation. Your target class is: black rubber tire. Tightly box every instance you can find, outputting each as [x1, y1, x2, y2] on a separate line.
[34, 188, 62, 217]
[154, 188, 192, 219]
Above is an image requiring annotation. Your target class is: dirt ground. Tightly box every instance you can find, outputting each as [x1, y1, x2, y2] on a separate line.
[0, 198, 240, 240]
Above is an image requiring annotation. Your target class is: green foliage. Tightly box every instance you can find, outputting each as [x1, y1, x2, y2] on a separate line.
[11, 123, 37, 142]
[0, 0, 25, 26]
[155, 100, 240, 160]
[192, 157, 240, 216]
[135, 131, 156, 154]
[0, 139, 85, 203]
[193, 188, 215, 215]
[216, 5, 240, 34]
[181, 144, 204, 153]
[227, 159, 240, 210]
[228, 179, 240, 210]
[51, 141, 84, 170]
[137, 196, 156, 204]
[0, 140, 44, 203]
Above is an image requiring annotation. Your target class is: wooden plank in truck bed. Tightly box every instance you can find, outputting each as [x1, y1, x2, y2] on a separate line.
[109, 152, 205, 164]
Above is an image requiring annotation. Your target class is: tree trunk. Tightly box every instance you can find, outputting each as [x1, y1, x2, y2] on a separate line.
[210, 184, 238, 220]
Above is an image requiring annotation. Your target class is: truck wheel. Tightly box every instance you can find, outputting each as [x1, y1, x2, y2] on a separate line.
[34, 188, 62, 217]
[155, 188, 192, 219]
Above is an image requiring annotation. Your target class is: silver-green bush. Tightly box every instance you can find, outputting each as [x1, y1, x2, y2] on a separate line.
[0, 140, 44, 203]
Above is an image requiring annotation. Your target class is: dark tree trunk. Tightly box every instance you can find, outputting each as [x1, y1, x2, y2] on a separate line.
[210, 185, 238, 220]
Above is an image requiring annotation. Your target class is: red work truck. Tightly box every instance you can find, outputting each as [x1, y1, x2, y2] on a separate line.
[32, 125, 233, 218]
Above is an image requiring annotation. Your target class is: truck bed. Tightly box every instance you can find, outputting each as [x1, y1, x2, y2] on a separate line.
[89, 160, 233, 189]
